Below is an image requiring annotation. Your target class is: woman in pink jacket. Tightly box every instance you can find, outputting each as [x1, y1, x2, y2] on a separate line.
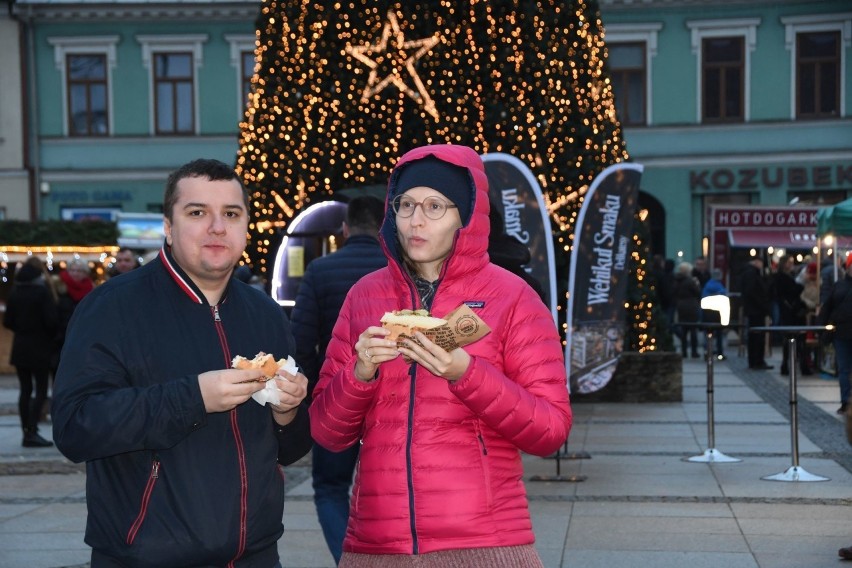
[309, 144, 572, 567]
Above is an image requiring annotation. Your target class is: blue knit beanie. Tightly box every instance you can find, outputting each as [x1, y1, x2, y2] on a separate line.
[394, 157, 472, 225]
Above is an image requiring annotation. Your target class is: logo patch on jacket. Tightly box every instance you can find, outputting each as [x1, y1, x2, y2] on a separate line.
[464, 301, 485, 308]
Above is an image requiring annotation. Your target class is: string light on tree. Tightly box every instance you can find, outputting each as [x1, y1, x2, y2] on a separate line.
[235, 1, 662, 349]
[346, 11, 441, 120]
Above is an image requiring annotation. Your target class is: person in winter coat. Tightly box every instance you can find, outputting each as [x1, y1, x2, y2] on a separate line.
[673, 261, 702, 359]
[701, 268, 729, 359]
[798, 261, 820, 371]
[740, 257, 774, 370]
[290, 195, 387, 565]
[774, 255, 811, 376]
[59, 257, 94, 306]
[51, 159, 313, 567]
[3, 257, 58, 447]
[820, 254, 852, 414]
[309, 145, 572, 567]
[487, 196, 546, 302]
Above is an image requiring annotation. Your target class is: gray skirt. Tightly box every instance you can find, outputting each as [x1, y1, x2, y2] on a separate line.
[338, 544, 544, 568]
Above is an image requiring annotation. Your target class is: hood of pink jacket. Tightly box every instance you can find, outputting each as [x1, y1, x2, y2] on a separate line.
[379, 145, 490, 291]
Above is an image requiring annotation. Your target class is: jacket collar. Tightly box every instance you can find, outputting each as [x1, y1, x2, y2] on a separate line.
[158, 243, 231, 306]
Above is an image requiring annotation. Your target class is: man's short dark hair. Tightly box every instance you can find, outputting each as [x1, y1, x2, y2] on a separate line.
[164, 159, 248, 221]
[345, 195, 385, 233]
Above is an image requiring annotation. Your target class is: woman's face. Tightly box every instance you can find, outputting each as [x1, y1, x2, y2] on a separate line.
[67, 265, 89, 281]
[395, 186, 463, 280]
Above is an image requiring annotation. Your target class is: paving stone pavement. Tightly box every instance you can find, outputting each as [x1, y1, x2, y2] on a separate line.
[1, 348, 851, 568]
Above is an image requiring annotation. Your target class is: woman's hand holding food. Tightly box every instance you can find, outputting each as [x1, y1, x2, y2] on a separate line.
[399, 332, 470, 382]
[354, 326, 397, 382]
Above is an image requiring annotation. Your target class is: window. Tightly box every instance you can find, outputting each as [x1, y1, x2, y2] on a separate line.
[137, 35, 207, 135]
[796, 31, 840, 118]
[225, 35, 257, 116]
[47, 36, 118, 136]
[608, 42, 646, 126]
[781, 13, 851, 120]
[604, 23, 661, 126]
[702, 36, 744, 122]
[67, 54, 109, 135]
[687, 18, 759, 123]
[154, 53, 194, 134]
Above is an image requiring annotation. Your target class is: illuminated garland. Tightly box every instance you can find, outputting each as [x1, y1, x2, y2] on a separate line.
[233, 1, 664, 350]
[236, 0, 627, 274]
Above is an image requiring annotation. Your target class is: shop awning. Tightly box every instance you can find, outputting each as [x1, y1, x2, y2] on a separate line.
[728, 229, 817, 249]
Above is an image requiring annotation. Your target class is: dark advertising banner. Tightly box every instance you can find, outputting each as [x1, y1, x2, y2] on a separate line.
[566, 163, 642, 394]
[482, 153, 557, 322]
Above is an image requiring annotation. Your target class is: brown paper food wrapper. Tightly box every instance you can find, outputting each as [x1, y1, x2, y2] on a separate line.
[396, 304, 491, 352]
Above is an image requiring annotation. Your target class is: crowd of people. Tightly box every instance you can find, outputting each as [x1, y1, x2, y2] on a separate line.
[652, 251, 848, 411]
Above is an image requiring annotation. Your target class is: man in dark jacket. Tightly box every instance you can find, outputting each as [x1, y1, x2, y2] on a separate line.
[820, 254, 852, 414]
[290, 195, 386, 565]
[52, 159, 313, 567]
[741, 257, 773, 370]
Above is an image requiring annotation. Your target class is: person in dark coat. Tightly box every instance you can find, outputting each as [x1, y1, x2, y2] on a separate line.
[701, 268, 729, 359]
[487, 197, 546, 303]
[774, 255, 811, 376]
[673, 261, 701, 358]
[3, 257, 58, 447]
[740, 257, 773, 369]
[51, 159, 312, 567]
[820, 254, 852, 414]
[692, 256, 711, 288]
[290, 195, 387, 565]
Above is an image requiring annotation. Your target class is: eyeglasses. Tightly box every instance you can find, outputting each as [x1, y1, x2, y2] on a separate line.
[391, 195, 457, 220]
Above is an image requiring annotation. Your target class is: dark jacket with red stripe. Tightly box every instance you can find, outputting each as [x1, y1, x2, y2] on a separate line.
[52, 247, 312, 568]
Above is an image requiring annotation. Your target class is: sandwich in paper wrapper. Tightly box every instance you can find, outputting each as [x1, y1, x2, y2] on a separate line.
[381, 304, 491, 352]
[231, 352, 299, 407]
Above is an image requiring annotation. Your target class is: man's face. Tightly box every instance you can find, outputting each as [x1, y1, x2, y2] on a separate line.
[695, 258, 706, 272]
[163, 176, 248, 287]
[114, 251, 137, 274]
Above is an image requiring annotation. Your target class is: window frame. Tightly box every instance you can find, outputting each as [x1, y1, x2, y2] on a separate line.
[701, 35, 745, 123]
[136, 34, 207, 136]
[152, 52, 195, 135]
[604, 23, 662, 126]
[47, 36, 118, 137]
[225, 34, 257, 119]
[607, 41, 647, 127]
[686, 18, 759, 124]
[781, 13, 851, 120]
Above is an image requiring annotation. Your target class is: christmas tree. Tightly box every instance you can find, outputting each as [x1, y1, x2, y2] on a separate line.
[236, 0, 628, 290]
[626, 210, 674, 352]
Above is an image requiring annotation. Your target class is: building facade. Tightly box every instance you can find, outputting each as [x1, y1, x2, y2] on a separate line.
[9, 0, 257, 223]
[0, 7, 30, 221]
[3, 0, 851, 277]
[599, 0, 852, 274]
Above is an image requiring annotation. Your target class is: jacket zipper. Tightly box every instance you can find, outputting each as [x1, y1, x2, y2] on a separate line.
[126, 455, 160, 545]
[474, 423, 493, 509]
[211, 303, 249, 566]
[405, 361, 418, 554]
[399, 278, 421, 554]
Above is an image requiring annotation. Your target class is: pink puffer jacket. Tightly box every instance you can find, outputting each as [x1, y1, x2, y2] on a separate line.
[309, 144, 572, 555]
